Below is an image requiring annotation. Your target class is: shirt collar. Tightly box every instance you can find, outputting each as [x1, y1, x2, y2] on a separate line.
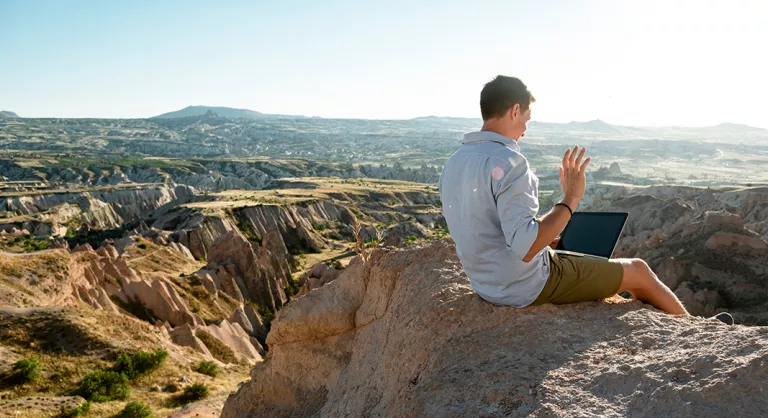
[462, 131, 520, 152]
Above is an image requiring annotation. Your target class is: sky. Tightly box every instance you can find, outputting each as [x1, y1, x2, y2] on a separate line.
[1, 0, 767, 127]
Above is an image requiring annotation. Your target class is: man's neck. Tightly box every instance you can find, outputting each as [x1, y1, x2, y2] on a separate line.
[480, 122, 518, 142]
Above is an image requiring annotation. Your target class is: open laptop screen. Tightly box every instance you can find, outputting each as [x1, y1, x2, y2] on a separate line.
[555, 212, 629, 258]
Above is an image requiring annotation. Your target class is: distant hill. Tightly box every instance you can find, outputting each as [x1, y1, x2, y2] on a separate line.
[411, 116, 480, 123]
[0, 110, 19, 118]
[152, 106, 264, 119]
[565, 119, 621, 133]
[709, 122, 768, 135]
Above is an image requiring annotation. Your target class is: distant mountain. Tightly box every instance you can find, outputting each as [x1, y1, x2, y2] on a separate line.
[152, 106, 263, 119]
[0, 110, 19, 118]
[709, 122, 768, 134]
[411, 116, 480, 123]
[565, 119, 621, 133]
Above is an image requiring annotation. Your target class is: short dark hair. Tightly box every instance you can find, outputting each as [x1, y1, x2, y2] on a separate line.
[480, 75, 536, 121]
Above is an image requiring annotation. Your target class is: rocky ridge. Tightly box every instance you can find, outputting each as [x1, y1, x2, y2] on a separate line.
[0, 184, 197, 235]
[0, 158, 441, 191]
[222, 240, 767, 417]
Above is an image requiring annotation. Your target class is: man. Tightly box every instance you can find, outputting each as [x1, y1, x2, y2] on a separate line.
[439, 75, 727, 321]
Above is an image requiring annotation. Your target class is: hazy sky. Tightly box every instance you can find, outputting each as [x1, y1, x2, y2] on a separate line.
[1, 0, 766, 127]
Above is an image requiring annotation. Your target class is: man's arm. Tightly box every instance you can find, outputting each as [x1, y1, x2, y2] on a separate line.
[523, 146, 590, 262]
[522, 196, 579, 262]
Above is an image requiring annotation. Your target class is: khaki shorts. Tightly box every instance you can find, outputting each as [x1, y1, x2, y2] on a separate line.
[531, 249, 624, 305]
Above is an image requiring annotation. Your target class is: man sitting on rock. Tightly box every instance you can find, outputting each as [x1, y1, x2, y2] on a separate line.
[439, 75, 730, 322]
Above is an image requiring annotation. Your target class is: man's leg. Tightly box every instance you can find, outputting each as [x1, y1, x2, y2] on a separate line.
[615, 258, 688, 316]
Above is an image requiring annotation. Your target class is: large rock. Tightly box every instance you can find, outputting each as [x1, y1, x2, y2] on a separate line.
[382, 221, 427, 247]
[705, 231, 768, 250]
[704, 210, 744, 231]
[206, 229, 292, 312]
[222, 241, 768, 418]
[230, 303, 267, 344]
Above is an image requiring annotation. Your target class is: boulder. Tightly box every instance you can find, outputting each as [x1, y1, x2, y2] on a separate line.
[705, 231, 768, 250]
[704, 210, 744, 232]
[382, 221, 427, 247]
[222, 241, 768, 418]
[310, 262, 331, 279]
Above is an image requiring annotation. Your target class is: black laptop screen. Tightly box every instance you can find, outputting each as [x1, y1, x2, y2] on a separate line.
[555, 212, 628, 258]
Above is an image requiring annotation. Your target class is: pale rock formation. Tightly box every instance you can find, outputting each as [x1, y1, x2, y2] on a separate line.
[222, 241, 768, 418]
[201, 319, 263, 364]
[204, 229, 292, 312]
[169, 323, 215, 360]
[229, 303, 268, 345]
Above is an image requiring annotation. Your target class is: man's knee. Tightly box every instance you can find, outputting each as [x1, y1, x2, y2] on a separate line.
[630, 258, 651, 274]
[619, 258, 656, 291]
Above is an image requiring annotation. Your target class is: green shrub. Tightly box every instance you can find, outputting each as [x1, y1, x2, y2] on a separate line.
[182, 383, 209, 401]
[9, 357, 41, 384]
[75, 370, 130, 402]
[137, 243, 148, 250]
[195, 361, 219, 377]
[115, 401, 153, 418]
[111, 350, 168, 380]
[56, 401, 91, 418]
[255, 304, 276, 332]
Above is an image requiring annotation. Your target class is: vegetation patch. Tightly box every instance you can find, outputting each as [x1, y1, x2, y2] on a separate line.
[73, 349, 167, 402]
[195, 330, 239, 364]
[56, 401, 91, 418]
[195, 360, 219, 377]
[114, 400, 153, 418]
[111, 349, 168, 380]
[75, 369, 130, 402]
[166, 383, 210, 407]
[4, 357, 41, 385]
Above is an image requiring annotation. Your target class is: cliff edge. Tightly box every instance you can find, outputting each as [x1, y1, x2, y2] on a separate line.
[222, 240, 767, 417]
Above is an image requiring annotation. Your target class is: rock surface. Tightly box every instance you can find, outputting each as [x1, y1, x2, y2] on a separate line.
[222, 240, 768, 418]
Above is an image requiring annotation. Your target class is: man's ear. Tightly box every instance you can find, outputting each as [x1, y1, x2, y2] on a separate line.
[510, 103, 520, 121]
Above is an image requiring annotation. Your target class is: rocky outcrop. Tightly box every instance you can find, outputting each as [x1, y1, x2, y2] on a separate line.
[200, 319, 263, 364]
[382, 221, 427, 247]
[0, 184, 196, 230]
[199, 229, 293, 312]
[64, 240, 265, 365]
[294, 262, 346, 296]
[70, 242, 204, 327]
[222, 241, 768, 417]
[229, 303, 267, 344]
[582, 192, 768, 324]
[155, 200, 357, 261]
[164, 214, 235, 260]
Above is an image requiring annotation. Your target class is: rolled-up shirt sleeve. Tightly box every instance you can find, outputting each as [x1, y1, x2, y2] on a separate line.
[493, 156, 539, 260]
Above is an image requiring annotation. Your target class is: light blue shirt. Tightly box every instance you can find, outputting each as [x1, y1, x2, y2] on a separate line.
[439, 131, 550, 307]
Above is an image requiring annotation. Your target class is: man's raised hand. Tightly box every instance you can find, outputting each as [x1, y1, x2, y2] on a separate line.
[558, 145, 591, 209]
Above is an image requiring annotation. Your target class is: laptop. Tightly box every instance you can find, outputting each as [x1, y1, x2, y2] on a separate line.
[554, 212, 629, 259]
